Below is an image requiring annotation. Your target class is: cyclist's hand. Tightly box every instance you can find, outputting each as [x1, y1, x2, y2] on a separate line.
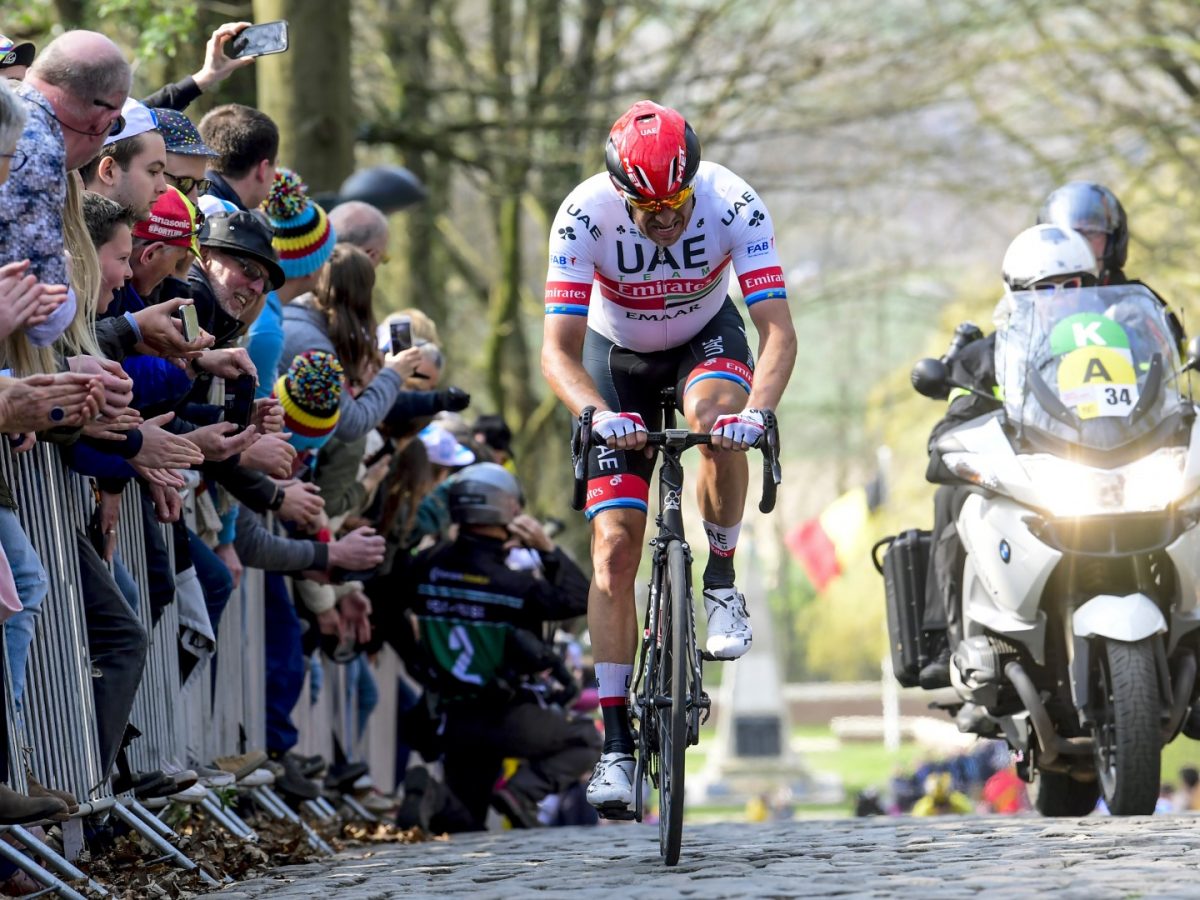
[711, 408, 765, 451]
[593, 410, 648, 451]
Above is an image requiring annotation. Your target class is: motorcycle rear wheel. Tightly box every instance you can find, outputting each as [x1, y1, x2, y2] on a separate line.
[1094, 637, 1160, 815]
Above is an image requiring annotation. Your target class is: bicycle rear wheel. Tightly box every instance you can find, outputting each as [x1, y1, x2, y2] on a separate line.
[658, 540, 688, 865]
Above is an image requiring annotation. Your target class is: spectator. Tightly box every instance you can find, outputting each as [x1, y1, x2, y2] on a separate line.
[1176, 767, 1199, 812]
[0, 35, 35, 81]
[0, 29, 131, 347]
[189, 208, 284, 345]
[81, 192, 136, 305]
[474, 413, 515, 470]
[912, 772, 973, 816]
[328, 200, 390, 266]
[154, 108, 217, 204]
[78, 98, 167, 220]
[198, 103, 278, 210]
[249, 167, 337, 397]
[281, 244, 420, 440]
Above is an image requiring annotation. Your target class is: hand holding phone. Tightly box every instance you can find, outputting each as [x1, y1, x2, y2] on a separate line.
[222, 373, 256, 432]
[390, 319, 413, 353]
[227, 20, 289, 59]
[175, 304, 200, 343]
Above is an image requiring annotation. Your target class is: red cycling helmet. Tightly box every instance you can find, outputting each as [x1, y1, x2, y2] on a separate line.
[605, 100, 701, 200]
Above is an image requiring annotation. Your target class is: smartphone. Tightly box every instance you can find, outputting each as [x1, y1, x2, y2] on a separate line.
[176, 304, 199, 343]
[363, 440, 395, 468]
[227, 21, 289, 59]
[390, 319, 413, 353]
[222, 374, 256, 432]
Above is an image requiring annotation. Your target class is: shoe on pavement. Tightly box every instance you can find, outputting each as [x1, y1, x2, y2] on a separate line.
[491, 782, 539, 829]
[283, 752, 326, 779]
[324, 760, 369, 793]
[396, 766, 443, 832]
[703, 586, 752, 660]
[236, 767, 275, 788]
[586, 752, 635, 817]
[264, 758, 320, 802]
[0, 784, 68, 825]
[187, 763, 236, 788]
[212, 751, 268, 781]
[26, 775, 78, 818]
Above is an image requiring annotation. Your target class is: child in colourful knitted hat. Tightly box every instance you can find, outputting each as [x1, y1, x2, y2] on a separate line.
[275, 350, 344, 472]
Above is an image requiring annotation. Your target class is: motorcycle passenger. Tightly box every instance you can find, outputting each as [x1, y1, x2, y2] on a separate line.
[919, 225, 1100, 688]
[394, 462, 601, 830]
[1037, 181, 1184, 348]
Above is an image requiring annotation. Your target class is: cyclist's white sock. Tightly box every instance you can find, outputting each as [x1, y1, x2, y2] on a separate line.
[596, 662, 634, 753]
[702, 519, 741, 587]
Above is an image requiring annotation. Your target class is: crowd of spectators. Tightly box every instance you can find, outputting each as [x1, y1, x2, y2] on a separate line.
[0, 22, 597, 870]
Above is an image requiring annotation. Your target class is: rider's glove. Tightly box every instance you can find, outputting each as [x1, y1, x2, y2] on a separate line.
[711, 408, 766, 447]
[592, 410, 647, 443]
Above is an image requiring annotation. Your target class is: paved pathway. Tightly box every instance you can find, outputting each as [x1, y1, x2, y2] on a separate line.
[215, 816, 1200, 899]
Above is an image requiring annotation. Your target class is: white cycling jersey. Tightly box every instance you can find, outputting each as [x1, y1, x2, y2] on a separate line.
[544, 161, 787, 353]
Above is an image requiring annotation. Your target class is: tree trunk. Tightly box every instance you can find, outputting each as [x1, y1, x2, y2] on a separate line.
[252, 0, 353, 192]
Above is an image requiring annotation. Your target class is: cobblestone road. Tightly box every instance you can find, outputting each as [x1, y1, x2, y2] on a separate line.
[214, 815, 1200, 899]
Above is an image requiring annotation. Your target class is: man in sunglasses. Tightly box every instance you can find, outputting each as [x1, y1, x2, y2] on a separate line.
[0, 30, 131, 347]
[541, 100, 797, 816]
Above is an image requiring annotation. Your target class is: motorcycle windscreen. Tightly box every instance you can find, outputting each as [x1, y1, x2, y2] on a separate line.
[994, 284, 1184, 452]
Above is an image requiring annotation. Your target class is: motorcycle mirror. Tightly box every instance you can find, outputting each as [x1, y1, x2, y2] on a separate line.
[1184, 336, 1200, 374]
[911, 357, 950, 400]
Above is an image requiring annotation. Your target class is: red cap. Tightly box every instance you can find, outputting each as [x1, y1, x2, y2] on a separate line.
[132, 187, 199, 252]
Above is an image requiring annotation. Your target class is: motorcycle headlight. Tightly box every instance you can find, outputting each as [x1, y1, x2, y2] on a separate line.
[1019, 447, 1188, 517]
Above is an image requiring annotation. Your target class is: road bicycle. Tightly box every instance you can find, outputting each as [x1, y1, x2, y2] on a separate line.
[572, 389, 781, 865]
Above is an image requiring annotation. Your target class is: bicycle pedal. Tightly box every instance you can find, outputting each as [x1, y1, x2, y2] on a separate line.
[595, 804, 637, 822]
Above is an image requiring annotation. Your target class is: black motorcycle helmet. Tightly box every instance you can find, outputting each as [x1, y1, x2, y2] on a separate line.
[1037, 181, 1129, 275]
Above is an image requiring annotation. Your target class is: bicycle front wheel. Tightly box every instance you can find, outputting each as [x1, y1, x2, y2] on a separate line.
[658, 539, 689, 865]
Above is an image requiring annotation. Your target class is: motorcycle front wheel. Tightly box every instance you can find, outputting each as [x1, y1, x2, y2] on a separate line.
[1093, 637, 1160, 815]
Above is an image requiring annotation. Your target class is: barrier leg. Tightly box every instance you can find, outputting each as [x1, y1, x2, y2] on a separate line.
[340, 794, 378, 823]
[251, 787, 333, 854]
[211, 793, 257, 839]
[110, 802, 220, 887]
[307, 796, 338, 821]
[0, 834, 86, 900]
[7, 825, 109, 897]
[199, 792, 257, 841]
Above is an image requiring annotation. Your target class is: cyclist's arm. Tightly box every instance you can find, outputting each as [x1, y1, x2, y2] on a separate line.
[541, 314, 608, 417]
[745, 298, 796, 412]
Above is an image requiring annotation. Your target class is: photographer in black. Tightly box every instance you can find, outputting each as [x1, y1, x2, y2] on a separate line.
[393, 462, 600, 830]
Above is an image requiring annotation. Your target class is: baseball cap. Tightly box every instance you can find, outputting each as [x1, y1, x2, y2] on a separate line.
[419, 424, 475, 468]
[133, 187, 201, 254]
[0, 36, 35, 70]
[103, 98, 158, 147]
[154, 108, 216, 157]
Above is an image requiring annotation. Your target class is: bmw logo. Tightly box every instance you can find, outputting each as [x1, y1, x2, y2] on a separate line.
[999, 540, 1011, 563]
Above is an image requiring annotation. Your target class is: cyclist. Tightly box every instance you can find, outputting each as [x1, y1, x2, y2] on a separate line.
[541, 100, 797, 814]
[919, 224, 1100, 689]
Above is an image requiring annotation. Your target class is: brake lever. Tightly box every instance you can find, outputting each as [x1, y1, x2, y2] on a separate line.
[758, 409, 781, 514]
[571, 406, 595, 511]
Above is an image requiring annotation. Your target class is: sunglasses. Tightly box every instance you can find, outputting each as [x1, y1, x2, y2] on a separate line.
[1032, 277, 1085, 292]
[165, 172, 212, 195]
[0, 148, 25, 173]
[623, 183, 694, 214]
[230, 255, 268, 285]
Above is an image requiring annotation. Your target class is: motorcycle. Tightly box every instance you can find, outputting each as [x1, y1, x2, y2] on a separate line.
[882, 283, 1200, 815]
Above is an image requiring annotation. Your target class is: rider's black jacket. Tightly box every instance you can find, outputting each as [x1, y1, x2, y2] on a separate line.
[393, 531, 589, 705]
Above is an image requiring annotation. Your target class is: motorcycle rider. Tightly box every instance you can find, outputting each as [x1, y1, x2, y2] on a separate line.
[1037, 181, 1183, 348]
[919, 224, 1100, 688]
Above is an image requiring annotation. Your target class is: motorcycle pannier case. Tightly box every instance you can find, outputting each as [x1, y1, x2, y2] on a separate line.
[874, 529, 932, 687]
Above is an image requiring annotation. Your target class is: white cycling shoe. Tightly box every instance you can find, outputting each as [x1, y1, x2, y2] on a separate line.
[703, 586, 752, 660]
[586, 751, 636, 816]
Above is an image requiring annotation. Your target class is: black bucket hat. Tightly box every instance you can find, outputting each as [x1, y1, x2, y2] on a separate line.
[198, 210, 286, 290]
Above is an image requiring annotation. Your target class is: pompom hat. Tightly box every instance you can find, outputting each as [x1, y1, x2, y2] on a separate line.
[275, 350, 344, 452]
[261, 168, 336, 280]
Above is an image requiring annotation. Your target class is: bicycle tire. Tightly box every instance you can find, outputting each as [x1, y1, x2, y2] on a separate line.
[658, 540, 688, 865]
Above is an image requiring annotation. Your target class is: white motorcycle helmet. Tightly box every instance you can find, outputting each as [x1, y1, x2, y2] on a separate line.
[1001, 223, 1099, 291]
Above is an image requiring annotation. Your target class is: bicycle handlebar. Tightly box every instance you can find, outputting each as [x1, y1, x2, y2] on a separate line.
[571, 407, 782, 514]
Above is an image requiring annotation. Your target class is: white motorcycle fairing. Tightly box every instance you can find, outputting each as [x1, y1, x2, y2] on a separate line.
[1072, 593, 1167, 642]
